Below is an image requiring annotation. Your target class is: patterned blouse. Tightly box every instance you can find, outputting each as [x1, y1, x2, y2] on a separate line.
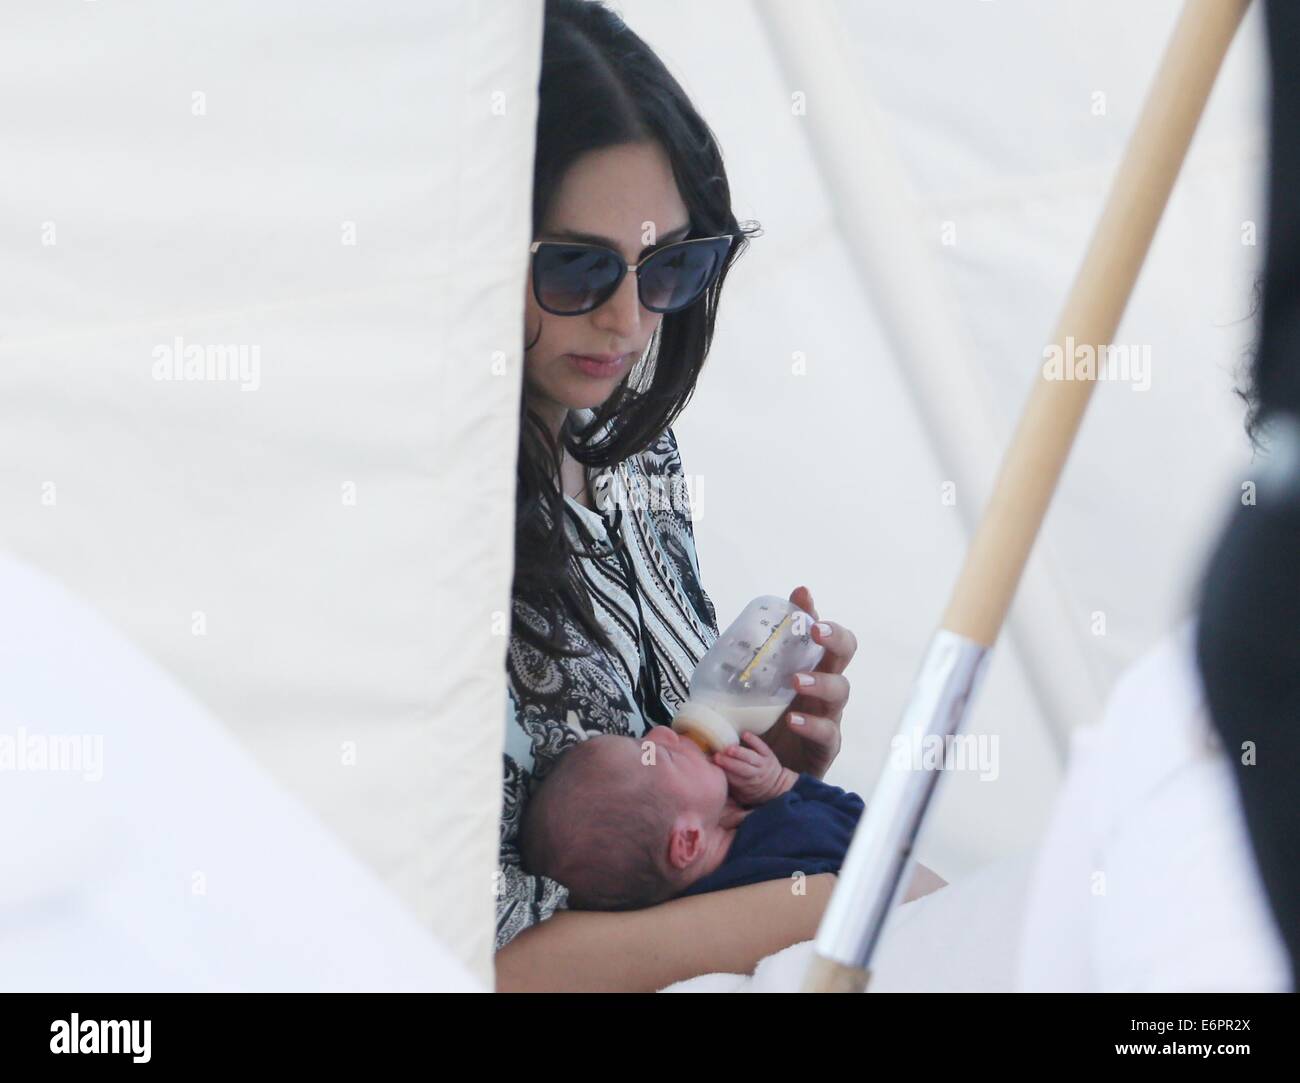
[497, 410, 721, 951]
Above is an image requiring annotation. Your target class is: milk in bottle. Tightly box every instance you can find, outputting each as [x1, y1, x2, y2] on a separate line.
[671, 594, 826, 752]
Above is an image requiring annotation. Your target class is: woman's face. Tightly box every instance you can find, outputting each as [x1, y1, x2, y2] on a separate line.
[524, 141, 691, 425]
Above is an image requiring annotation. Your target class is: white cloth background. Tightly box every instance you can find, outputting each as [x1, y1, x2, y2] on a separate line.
[0, 552, 483, 992]
[0, 1, 542, 986]
[1017, 621, 1291, 992]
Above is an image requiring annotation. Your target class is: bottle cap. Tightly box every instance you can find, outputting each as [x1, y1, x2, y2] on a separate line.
[671, 700, 737, 752]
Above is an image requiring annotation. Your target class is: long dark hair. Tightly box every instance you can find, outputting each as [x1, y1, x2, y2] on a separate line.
[513, 0, 760, 658]
[1236, 274, 1270, 452]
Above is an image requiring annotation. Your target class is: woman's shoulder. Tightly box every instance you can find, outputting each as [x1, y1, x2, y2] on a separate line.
[620, 424, 694, 521]
[571, 407, 686, 474]
[637, 424, 687, 478]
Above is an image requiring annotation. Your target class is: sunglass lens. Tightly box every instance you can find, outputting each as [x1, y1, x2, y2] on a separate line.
[534, 245, 622, 314]
[640, 241, 725, 312]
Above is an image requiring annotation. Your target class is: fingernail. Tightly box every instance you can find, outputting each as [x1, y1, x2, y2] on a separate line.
[815, 622, 831, 638]
[795, 672, 815, 687]
[789, 714, 805, 726]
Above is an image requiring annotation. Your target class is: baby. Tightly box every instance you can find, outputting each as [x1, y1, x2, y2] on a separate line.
[519, 724, 865, 911]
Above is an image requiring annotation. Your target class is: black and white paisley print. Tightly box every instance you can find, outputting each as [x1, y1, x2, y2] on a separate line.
[496, 414, 720, 952]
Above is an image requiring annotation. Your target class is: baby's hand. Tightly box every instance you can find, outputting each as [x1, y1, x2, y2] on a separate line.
[713, 731, 799, 806]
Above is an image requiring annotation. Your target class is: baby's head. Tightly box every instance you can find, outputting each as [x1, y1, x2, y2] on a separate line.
[520, 725, 731, 910]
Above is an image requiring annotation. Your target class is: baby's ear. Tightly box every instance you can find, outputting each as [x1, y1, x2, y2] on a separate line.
[666, 819, 706, 869]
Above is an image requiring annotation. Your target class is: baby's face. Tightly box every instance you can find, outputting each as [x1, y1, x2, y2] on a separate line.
[600, 726, 729, 822]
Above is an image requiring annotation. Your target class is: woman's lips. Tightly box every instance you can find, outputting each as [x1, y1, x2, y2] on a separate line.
[567, 353, 628, 377]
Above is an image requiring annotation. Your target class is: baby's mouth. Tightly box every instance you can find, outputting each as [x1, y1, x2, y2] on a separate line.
[680, 730, 713, 754]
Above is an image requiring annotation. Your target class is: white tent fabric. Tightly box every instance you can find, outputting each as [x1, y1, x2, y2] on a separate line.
[0, 551, 483, 992]
[0, 1, 541, 987]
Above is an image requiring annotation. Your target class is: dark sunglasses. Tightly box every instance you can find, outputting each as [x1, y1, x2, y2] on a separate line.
[529, 234, 733, 316]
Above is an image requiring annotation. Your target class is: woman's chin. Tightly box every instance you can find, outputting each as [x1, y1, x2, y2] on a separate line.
[556, 380, 621, 411]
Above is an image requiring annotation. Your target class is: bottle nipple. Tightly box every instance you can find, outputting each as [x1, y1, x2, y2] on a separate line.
[671, 700, 736, 752]
[680, 729, 714, 754]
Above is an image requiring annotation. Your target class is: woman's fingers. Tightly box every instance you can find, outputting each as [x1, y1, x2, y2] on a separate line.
[787, 586, 857, 675]
[790, 670, 851, 715]
[783, 711, 841, 763]
[789, 585, 819, 622]
[809, 619, 858, 676]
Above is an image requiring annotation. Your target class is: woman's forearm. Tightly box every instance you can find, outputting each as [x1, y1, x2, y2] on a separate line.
[494, 872, 838, 992]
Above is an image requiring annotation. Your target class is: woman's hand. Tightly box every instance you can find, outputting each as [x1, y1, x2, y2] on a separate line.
[763, 585, 857, 780]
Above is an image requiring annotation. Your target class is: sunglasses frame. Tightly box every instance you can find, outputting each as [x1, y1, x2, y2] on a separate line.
[528, 233, 734, 316]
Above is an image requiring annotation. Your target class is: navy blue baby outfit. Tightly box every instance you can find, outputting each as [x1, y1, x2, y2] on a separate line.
[676, 773, 865, 897]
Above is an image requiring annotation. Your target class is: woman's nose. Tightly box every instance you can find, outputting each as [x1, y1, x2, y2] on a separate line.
[592, 272, 642, 336]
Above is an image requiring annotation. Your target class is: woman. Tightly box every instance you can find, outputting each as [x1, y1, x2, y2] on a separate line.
[496, 0, 941, 992]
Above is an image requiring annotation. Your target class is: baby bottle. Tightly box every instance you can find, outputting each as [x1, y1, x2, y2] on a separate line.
[672, 594, 826, 752]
